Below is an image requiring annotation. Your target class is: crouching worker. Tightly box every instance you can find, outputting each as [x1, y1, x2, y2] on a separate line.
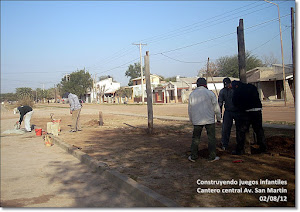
[188, 78, 222, 162]
[13, 106, 34, 132]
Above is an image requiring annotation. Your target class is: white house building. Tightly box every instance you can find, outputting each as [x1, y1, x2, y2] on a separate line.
[86, 77, 120, 103]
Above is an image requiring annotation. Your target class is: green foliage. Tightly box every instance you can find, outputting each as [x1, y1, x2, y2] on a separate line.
[16, 87, 33, 99]
[60, 70, 93, 98]
[217, 52, 263, 78]
[0, 93, 17, 102]
[15, 87, 34, 107]
[99, 75, 114, 81]
[116, 87, 133, 98]
[164, 76, 177, 82]
[125, 63, 144, 86]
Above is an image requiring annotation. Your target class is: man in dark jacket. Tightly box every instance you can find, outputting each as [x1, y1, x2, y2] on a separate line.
[218, 78, 239, 150]
[14, 105, 33, 132]
[231, 81, 267, 155]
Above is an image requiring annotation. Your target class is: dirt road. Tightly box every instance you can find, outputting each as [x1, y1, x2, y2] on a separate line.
[0, 118, 144, 207]
[1, 103, 296, 207]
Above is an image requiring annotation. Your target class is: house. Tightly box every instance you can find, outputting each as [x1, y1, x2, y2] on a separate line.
[246, 64, 294, 102]
[85, 77, 120, 103]
[130, 74, 162, 103]
[153, 76, 238, 103]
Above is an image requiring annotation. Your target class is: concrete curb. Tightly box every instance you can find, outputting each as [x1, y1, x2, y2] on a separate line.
[51, 136, 180, 207]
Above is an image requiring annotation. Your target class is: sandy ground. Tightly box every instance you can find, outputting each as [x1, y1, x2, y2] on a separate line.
[1, 103, 296, 207]
[0, 118, 145, 207]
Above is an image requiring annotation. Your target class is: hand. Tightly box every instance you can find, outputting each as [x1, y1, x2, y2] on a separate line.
[70, 110, 72, 114]
[216, 120, 222, 126]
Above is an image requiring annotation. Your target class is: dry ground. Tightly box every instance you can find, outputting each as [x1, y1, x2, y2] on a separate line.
[1, 103, 295, 207]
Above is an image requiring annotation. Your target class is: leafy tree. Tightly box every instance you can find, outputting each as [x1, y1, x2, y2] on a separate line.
[0, 93, 17, 102]
[125, 62, 144, 86]
[198, 61, 219, 77]
[99, 75, 115, 81]
[16, 87, 33, 99]
[15, 87, 34, 106]
[60, 70, 93, 98]
[116, 87, 132, 98]
[217, 52, 263, 78]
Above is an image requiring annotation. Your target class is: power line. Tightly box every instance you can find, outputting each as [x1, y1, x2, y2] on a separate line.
[160, 53, 207, 64]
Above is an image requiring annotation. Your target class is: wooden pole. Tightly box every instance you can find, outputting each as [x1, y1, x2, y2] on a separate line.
[99, 111, 104, 126]
[291, 7, 295, 107]
[237, 19, 247, 83]
[207, 57, 219, 97]
[144, 51, 153, 134]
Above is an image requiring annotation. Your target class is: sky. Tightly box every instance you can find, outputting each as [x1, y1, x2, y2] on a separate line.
[0, 0, 296, 93]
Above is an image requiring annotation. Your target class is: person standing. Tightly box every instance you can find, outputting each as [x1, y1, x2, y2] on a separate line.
[231, 81, 267, 155]
[63, 92, 82, 132]
[218, 77, 239, 150]
[14, 105, 34, 132]
[188, 78, 222, 162]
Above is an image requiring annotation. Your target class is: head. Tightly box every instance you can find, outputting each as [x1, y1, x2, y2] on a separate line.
[62, 92, 70, 99]
[196, 77, 207, 88]
[13, 107, 19, 115]
[223, 77, 232, 88]
[231, 80, 242, 90]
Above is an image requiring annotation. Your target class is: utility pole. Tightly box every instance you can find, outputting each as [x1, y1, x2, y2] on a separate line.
[291, 7, 295, 107]
[237, 19, 247, 83]
[144, 51, 153, 134]
[133, 43, 147, 104]
[54, 84, 57, 103]
[264, 0, 286, 106]
[207, 57, 219, 97]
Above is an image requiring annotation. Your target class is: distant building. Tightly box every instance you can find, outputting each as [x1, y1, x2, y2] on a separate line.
[85, 77, 120, 103]
[246, 64, 294, 102]
[130, 74, 162, 103]
[153, 76, 238, 103]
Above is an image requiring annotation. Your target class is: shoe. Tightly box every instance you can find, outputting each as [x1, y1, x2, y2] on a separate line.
[188, 156, 196, 163]
[221, 146, 227, 151]
[69, 130, 76, 132]
[209, 156, 220, 162]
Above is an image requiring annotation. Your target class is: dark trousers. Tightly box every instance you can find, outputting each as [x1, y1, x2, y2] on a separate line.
[235, 111, 267, 153]
[191, 124, 216, 160]
[221, 111, 239, 148]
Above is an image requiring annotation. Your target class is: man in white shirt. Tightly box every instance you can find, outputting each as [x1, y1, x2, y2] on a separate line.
[188, 78, 222, 162]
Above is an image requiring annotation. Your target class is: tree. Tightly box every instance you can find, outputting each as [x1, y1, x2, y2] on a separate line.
[16, 87, 34, 106]
[125, 63, 144, 86]
[0, 93, 17, 102]
[99, 75, 115, 82]
[115, 87, 133, 103]
[217, 52, 263, 78]
[60, 70, 93, 98]
[262, 53, 279, 67]
[198, 61, 219, 77]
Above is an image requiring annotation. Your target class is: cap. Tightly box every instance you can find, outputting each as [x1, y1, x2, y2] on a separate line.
[62, 92, 70, 98]
[196, 78, 207, 87]
[223, 77, 231, 87]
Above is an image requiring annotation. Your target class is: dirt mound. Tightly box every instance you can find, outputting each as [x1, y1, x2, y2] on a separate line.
[84, 119, 100, 126]
[266, 136, 295, 156]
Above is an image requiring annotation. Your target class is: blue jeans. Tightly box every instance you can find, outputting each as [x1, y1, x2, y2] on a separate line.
[221, 111, 239, 148]
[191, 124, 216, 160]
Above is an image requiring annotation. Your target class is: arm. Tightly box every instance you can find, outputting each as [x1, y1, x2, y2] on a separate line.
[69, 95, 75, 111]
[218, 89, 224, 116]
[18, 109, 25, 124]
[188, 95, 193, 123]
[212, 93, 221, 122]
